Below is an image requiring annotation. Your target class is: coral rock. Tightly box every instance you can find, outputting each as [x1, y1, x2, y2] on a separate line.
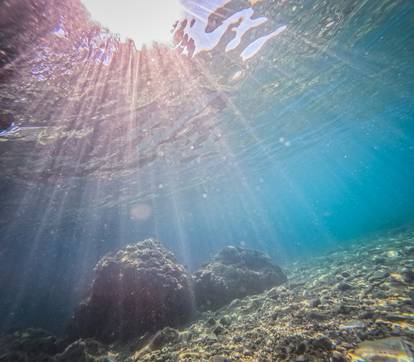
[66, 239, 194, 343]
[193, 246, 287, 310]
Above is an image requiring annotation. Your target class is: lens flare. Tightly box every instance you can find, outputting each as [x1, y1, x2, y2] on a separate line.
[130, 203, 152, 221]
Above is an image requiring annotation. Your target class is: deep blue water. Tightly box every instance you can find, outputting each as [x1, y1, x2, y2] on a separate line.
[0, 0, 413, 335]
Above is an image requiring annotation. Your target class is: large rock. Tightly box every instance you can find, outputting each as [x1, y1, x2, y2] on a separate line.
[0, 330, 111, 362]
[66, 239, 194, 343]
[193, 246, 287, 310]
[0, 329, 59, 362]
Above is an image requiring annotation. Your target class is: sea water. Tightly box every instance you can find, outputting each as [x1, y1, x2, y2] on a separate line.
[0, 0, 413, 352]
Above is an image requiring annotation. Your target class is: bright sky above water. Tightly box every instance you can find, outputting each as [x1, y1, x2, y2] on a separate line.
[81, 0, 184, 48]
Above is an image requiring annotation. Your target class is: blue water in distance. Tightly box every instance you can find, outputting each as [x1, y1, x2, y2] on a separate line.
[0, 0, 413, 335]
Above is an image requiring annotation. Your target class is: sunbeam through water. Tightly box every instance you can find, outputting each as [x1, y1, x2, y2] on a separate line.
[0, 0, 414, 361]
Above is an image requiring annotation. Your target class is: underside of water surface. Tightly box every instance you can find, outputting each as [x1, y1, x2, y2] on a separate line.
[0, 0, 414, 361]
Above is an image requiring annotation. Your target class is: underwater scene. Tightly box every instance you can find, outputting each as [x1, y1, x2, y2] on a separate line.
[0, 0, 414, 361]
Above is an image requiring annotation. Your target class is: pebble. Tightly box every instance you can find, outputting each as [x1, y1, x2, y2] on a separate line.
[334, 304, 353, 314]
[359, 310, 375, 319]
[232, 335, 243, 343]
[402, 268, 414, 283]
[373, 256, 386, 264]
[210, 356, 231, 362]
[307, 311, 329, 321]
[309, 298, 321, 307]
[331, 351, 347, 362]
[337, 282, 353, 291]
[207, 318, 216, 326]
[150, 327, 180, 350]
[296, 341, 307, 354]
[213, 325, 225, 335]
[312, 336, 333, 350]
[295, 355, 308, 362]
[339, 320, 365, 330]
[219, 316, 231, 326]
[370, 270, 389, 281]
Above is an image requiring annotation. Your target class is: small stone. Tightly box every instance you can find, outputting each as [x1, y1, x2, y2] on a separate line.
[370, 270, 389, 281]
[405, 246, 414, 256]
[312, 336, 333, 350]
[56, 339, 106, 362]
[309, 298, 321, 307]
[386, 250, 399, 258]
[359, 311, 375, 319]
[337, 282, 352, 291]
[206, 318, 216, 327]
[331, 351, 347, 362]
[233, 335, 243, 343]
[210, 356, 232, 362]
[384, 314, 414, 323]
[373, 256, 386, 264]
[296, 341, 307, 354]
[219, 316, 231, 326]
[341, 342, 354, 350]
[334, 304, 353, 314]
[150, 327, 180, 350]
[372, 289, 388, 299]
[402, 268, 414, 283]
[307, 311, 329, 321]
[340, 320, 365, 330]
[204, 333, 218, 344]
[296, 355, 308, 362]
[213, 325, 225, 335]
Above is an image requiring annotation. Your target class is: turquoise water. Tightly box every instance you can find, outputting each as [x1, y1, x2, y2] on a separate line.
[0, 0, 413, 335]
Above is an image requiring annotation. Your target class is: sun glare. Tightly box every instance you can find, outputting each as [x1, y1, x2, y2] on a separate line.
[81, 0, 184, 48]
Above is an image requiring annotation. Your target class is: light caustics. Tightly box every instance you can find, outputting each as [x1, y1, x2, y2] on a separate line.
[81, 0, 184, 48]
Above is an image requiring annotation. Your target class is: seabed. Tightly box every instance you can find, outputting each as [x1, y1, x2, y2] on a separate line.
[1, 229, 413, 362]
